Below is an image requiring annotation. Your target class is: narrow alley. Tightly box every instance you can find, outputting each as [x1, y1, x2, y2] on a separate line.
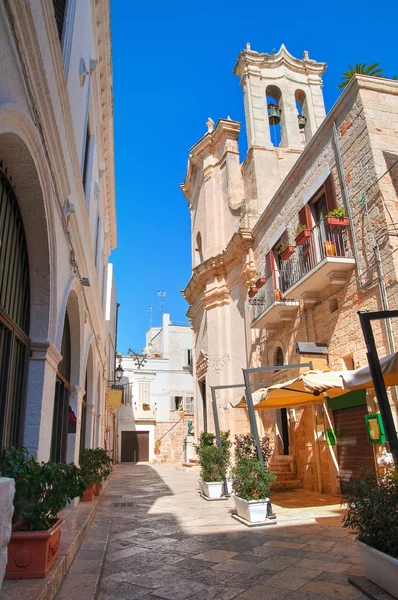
[56, 465, 368, 600]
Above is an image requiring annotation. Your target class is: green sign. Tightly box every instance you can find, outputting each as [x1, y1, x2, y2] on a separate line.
[365, 414, 385, 444]
[325, 428, 336, 446]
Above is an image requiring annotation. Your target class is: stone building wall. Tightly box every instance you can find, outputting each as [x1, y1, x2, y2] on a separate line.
[154, 416, 192, 463]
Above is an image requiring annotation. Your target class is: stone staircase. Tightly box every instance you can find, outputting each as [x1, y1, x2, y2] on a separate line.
[270, 455, 302, 491]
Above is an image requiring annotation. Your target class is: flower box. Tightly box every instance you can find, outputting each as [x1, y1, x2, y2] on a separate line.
[142, 404, 150, 411]
[325, 216, 349, 228]
[234, 496, 269, 523]
[202, 481, 223, 499]
[248, 286, 258, 298]
[357, 540, 398, 599]
[255, 277, 266, 289]
[81, 483, 96, 501]
[6, 518, 63, 579]
[279, 246, 295, 261]
[295, 229, 311, 245]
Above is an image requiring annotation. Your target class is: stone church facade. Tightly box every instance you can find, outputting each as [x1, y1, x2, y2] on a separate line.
[181, 44, 398, 493]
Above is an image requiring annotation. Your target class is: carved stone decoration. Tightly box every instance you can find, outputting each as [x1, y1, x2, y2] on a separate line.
[203, 354, 230, 373]
[196, 353, 208, 379]
[14, 548, 33, 568]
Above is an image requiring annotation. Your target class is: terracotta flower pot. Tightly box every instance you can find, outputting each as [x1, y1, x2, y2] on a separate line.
[154, 449, 160, 455]
[255, 277, 266, 289]
[274, 289, 283, 301]
[279, 246, 295, 261]
[81, 483, 95, 501]
[94, 482, 102, 496]
[324, 241, 336, 257]
[325, 216, 349, 228]
[248, 286, 258, 298]
[295, 229, 311, 245]
[5, 518, 63, 579]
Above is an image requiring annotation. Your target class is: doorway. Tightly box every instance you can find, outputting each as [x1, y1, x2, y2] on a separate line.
[121, 431, 149, 462]
[199, 379, 207, 432]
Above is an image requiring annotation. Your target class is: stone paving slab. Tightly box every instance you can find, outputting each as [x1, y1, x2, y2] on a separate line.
[51, 464, 373, 600]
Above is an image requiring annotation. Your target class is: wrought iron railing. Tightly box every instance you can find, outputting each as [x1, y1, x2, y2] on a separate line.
[250, 270, 284, 322]
[280, 220, 352, 292]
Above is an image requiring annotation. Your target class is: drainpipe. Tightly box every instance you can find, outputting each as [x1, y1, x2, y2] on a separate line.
[332, 123, 364, 289]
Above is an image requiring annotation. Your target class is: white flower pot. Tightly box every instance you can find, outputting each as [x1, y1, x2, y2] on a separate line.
[234, 495, 269, 523]
[198, 479, 203, 494]
[202, 481, 223, 499]
[357, 540, 398, 599]
[226, 479, 234, 495]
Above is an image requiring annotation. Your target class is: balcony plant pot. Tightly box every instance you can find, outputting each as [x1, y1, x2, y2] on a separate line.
[202, 481, 223, 500]
[356, 540, 398, 599]
[234, 495, 269, 524]
[142, 404, 150, 411]
[81, 483, 96, 501]
[274, 289, 283, 301]
[154, 449, 160, 455]
[279, 246, 295, 261]
[326, 216, 349, 228]
[248, 286, 258, 298]
[94, 482, 102, 496]
[324, 241, 336, 257]
[295, 229, 311, 245]
[5, 518, 64, 579]
[255, 277, 266, 289]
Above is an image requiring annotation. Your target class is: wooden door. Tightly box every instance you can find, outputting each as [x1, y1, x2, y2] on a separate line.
[121, 431, 149, 462]
[334, 405, 375, 490]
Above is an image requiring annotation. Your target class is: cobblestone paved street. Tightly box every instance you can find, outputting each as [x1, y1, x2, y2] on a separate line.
[57, 464, 369, 600]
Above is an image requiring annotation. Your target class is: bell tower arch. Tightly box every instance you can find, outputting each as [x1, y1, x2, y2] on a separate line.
[234, 44, 327, 216]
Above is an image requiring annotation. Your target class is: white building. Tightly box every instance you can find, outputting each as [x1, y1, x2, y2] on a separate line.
[0, 1, 117, 463]
[118, 314, 194, 463]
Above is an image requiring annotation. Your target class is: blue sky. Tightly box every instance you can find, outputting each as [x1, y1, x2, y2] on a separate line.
[110, 0, 397, 353]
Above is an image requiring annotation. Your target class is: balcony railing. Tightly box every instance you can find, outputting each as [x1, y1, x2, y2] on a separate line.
[250, 271, 282, 321]
[250, 271, 299, 329]
[133, 403, 157, 420]
[280, 220, 352, 293]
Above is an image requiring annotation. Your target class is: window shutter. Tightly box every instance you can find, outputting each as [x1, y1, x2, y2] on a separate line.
[324, 175, 337, 212]
[265, 251, 272, 278]
[298, 203, 312, 229]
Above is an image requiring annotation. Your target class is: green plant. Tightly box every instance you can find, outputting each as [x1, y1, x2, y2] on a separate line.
[338, 63, 384, 89]
[342, 471, 398, 558]
[1, 447, 85, 531]
[296, 223, 308, 234]
[326, 207, 346, 219]
[234, 433, 273, 467]
[142, 402, 150, 410]
[80, 448, 112, 486]
[199, 445, 227, 482]
[232, 458, 276, 501]
[276, 240, 291, 254]
[154, 439, 161, 451]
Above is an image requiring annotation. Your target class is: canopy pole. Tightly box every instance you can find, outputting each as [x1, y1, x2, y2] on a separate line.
[358, 310, 398, 465]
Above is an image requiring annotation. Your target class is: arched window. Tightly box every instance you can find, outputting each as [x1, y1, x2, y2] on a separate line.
[266, 85, 283, 148]
[273, 346, 284, 367]
[0, 169, 30, 452]
[51, 312, 71, 462]
[195, 231, 203, 266]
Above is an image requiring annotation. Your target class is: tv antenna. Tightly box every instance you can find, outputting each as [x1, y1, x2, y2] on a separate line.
[157, 291, 166, 323]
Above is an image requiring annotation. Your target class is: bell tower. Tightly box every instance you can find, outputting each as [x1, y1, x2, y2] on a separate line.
[234, 44, 327, 215]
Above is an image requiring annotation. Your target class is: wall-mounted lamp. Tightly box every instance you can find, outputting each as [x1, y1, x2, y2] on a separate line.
[80, 277, 90, 287]
[115, 364, 124, 381]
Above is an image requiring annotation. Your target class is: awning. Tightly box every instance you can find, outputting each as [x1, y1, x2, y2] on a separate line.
[341, 352, 398, 390]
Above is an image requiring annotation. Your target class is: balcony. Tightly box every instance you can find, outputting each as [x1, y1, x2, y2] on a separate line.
[280, 220, 355, 305]
[250, 271, 300, 330]
[133, 403, 157, 421]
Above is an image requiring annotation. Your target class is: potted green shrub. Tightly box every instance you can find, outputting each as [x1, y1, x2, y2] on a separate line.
[342, 470, 398, 598]
[234, 432, 273, 467]
[1, 447, 85, 579]
[295, 223, 311, 245]
[195, 432, 230, 499]
[325, 207, 349, 227]
[80, 448, 112, 498]
[232, 458, 276, 523]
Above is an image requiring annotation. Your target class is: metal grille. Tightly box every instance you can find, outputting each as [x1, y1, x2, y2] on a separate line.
[0, 170, 30, 451]
[53, 0, 68, 42]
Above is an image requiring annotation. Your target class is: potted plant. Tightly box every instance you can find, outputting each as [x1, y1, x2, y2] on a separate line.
[248, 286, 258, 298]
[342, 469, 398, 598]
[295, 223, 311, 245]
[80, 448, 112, 498]
[274, 289, 283, 301]
[142, 402, 150, 411]
[255, 272, 266, 289]
[323, 240, 336, 256]
[195, 431, 230, 499]
[154, 439, 161, 455]
[232, 458, 276, 523]
[234, 432, 273, 467]
[277, 240, 295, 261]
[1, 447, 85, 579]
[325, 207, 349, 227]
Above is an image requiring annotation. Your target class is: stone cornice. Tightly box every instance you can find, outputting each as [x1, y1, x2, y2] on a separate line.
[182, 228, 254, 305]
[30, 342, 63, 372]
[180, 119, 241, 203]
[233, 43, 327, 79]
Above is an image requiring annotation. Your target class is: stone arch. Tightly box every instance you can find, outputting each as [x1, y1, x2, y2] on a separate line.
[266, 85, 285, 148]
[81, 341, 95, 450]
[273, 345, 284, 367]
[295, 89, 312, 142]
[0, 124, 53, 343]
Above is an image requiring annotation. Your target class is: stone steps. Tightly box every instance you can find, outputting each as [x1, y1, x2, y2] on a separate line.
[272, 478, 303, 491]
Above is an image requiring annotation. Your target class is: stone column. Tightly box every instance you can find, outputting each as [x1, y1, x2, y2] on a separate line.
[67, 386, 85, 464]
[24, 342, 62, 462]
[0, 478, 15, 589]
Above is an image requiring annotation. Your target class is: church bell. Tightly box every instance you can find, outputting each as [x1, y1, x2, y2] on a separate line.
[268, 104, 281, 125]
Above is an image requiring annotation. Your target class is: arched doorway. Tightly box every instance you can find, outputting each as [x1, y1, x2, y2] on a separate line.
[0, 168, 30, 452]
[51, 312, 71, 462]
[273, 345, 289, 455]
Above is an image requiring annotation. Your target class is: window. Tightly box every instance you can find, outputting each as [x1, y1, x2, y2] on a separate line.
[184, 396, 194, 414]
[51, 312, 71, 462]
[95, 215, 101, 268]
[273, 346, 284, 368]
[187, 349, 193, 366]
[138, 381, 151, 406]
[52, 0, 68, 42]
[0, 170, 30, 452]
[171, 396, 183, 411]
[82, 125, 95, 202]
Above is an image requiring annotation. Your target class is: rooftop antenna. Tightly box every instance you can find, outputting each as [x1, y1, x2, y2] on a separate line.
[148, 306, 153, 329]
[157, 291, 166, 324]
